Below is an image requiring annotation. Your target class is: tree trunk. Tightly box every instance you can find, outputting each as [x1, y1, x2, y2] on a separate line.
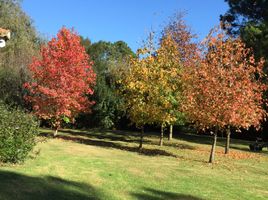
[159, 123, 164, 146]
[225, 126, 231, 154]
[53, 127, 59, 137]
[139, 126, 144, 149]
[209, 128, 218, 163]
[168, 124, 173, 140]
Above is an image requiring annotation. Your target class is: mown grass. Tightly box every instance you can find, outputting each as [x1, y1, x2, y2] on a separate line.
[0, 128, 268, 200]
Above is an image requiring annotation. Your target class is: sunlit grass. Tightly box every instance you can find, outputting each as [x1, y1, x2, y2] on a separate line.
[0, 128, 267, 200]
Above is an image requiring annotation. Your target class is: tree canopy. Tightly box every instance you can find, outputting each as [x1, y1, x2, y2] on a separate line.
[183, 27, 267, 162]
[24, 27, 96, 134]
[80, 40, 134, 129]
[221, 0, 268, 69]
[0, 0, 41, 106]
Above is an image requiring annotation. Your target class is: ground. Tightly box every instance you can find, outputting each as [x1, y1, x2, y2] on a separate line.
[0, 128, 268, 200]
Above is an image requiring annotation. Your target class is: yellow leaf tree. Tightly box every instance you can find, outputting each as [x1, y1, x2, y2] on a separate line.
[150, 34, 185, 146]
[118, 33, 185, 147]
[163, 12, 199, 140]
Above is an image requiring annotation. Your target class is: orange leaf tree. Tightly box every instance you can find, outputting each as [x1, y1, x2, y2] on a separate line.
[24, 27, 96, 135]
[184, 27, 267, 163]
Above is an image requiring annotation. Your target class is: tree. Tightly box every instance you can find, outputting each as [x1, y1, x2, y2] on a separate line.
[80, 36, 91, 52]
[184, 27, 266, 163]
[162, 12, 198, 140]
[118, 33, 185, 147]
[221, 0, 268, 69]
[24, 27, 96, 135]
[0, 0, 41, 107]
[163, 12, 198, 67]
[117, 45, 154, 148]
[150, 34, 185, 146]
[81, 40, 134, 129]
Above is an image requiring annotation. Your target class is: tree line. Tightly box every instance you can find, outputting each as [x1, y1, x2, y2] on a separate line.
[0, 0, 268, 163]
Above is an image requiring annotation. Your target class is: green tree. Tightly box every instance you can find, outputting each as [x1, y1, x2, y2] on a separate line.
[80, 36, 91, 52]
[221, 0, 268, 69]
[0, 0, 40, 106]
[78, 40, 134, 129]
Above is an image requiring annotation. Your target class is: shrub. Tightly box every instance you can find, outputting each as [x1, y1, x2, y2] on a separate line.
[0, 103, 39, 163]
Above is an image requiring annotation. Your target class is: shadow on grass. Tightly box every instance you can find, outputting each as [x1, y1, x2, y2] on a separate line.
[60, 129, 140, 143]
[131, 188, 204, 200]
[40, 131, 178, 158]
[0, 170, 100, 200]
[58, 135, 178, 158]
[56, 129, 197, 150]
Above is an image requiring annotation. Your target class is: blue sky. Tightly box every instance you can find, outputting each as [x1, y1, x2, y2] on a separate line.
[22, 0, 229, 51]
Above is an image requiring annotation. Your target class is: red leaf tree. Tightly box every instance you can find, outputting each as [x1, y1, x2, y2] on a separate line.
[183, 27, 267, 163]
[24, 27, 96, 135]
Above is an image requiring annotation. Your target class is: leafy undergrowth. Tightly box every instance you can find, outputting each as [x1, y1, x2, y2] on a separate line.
[0, 128, 268, 200]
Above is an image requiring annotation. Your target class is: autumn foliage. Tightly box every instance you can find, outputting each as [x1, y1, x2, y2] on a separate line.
[163, 12, 199, 68]
[183, 27, 267, 162]
[185, 28, 266, 131]
[24, 27, 96, 133]
[118, 33, 185, 147]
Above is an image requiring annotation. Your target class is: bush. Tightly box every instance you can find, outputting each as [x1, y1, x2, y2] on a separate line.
[0, 103, 39, 163]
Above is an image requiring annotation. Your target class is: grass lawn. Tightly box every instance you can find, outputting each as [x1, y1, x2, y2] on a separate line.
[0, 128, 268, 200]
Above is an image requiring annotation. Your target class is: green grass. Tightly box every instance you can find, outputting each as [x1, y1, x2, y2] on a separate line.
[1, 128, 268, 200]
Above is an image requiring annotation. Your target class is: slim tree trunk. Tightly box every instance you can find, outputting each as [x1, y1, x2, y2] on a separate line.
[209, 128, 218, 163]
[168, 124, 173, 141]
[159, 123, 164, 146]
[139, 126, 144, 149]
[53, 127, 59, 137]
[225, 126, 231, 154]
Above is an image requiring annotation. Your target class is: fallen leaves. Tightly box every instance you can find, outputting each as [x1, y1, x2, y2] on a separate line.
[195, 146, 261, 160]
